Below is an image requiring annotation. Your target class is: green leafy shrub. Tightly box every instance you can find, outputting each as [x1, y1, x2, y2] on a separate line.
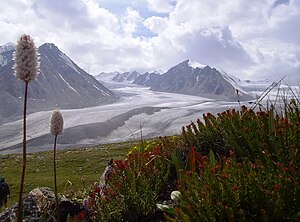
[182, 102, 300, 165]
[165, 151, 300, 221]
[163, 98, 300, 221]
[88, 144, 173, 221]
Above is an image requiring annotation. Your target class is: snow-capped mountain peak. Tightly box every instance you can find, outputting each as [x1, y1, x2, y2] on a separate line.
[188, 59, 206, 69]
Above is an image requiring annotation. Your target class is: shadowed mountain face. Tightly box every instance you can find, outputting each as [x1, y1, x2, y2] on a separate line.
[0, 43, 115, 123]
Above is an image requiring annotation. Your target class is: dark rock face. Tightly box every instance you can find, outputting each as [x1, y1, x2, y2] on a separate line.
[0, 43, 116, 123]
[0, 187, 88, 222]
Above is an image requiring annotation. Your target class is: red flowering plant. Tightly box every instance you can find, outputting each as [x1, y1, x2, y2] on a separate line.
[87, 143, 173, 221]
[164, 149, 300, 221]
[181, 101, 300, 166]
[163, 97, 300, 221]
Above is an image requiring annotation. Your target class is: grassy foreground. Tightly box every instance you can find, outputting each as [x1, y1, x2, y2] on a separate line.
[0, 141, 139, 211]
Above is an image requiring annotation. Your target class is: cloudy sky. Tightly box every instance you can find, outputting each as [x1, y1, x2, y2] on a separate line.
[0, 0, 299, 81]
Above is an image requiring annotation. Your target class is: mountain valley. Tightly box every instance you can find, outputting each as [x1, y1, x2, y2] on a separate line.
[0, 42, 293, 154]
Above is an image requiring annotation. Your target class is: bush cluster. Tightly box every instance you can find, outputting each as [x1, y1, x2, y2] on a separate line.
[87, 144, 173, 221]
[84, 98, 300, 221]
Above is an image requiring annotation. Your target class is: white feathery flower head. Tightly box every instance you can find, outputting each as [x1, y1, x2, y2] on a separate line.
[13, 34, 40, 82]
[50, 110, 64, 136]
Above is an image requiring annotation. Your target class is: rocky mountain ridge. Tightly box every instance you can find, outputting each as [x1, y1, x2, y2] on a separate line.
[97, 60, 252, 101]
[0, 43, 115, 123]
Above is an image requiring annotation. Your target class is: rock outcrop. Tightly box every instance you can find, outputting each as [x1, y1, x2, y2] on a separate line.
[0, 187, 89, 222]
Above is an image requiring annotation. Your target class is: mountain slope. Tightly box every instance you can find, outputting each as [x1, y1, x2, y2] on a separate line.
[0, 43, 115, 123]
[133, 60, 252, 101]
[132, 71, 161, 86]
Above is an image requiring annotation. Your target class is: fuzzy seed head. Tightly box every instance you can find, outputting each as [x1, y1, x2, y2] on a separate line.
[50, 110, 64, 135]
[13, 34, 40, 82]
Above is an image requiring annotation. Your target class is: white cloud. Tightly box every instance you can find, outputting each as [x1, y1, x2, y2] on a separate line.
[153, 0, 300, 81]
[121, 7, 142, 36]
[33, 0, 120, 32]
[146, 0, 176, 13]
[0, 0, 299, 82]
[143, 16, 168, 34]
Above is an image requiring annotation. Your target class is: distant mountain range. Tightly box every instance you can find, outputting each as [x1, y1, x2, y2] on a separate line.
[1, 39, 254, 124]
[112, 71, 140, 82]
[0, 43, 115, 123]
[96, 60, 253, 101]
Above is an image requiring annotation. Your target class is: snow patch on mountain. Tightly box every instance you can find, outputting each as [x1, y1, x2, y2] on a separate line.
[188, 60, 205, 69]
[58, 52, 80, 75]
[93, 84, 110, 96]
[0, 42, 15, 53]
[0, 55, 7, 66]
[58, 74, 80, 95]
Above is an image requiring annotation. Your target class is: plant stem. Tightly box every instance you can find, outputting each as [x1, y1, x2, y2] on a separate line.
[54, 134, 60, 222]
[17, 81, 28, 222]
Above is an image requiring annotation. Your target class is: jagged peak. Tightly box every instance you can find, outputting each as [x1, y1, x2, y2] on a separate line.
[171, 59, 208, 71]
[168, 59, 190, 71]
[201, 65, 214, 71]
[179, 59, 190, 66]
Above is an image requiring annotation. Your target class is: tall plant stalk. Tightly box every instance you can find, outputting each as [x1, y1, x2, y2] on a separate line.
[53, 135, 59, 221]
[13, 34, 39, 222]
[17, 81, 28, 222]
[50, 110, 64, 222]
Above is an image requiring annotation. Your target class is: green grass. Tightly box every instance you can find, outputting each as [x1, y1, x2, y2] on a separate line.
[0, 140, 140, 212]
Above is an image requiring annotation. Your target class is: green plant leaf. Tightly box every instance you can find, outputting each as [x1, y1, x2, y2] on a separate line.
[209, 149, 216, 167]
